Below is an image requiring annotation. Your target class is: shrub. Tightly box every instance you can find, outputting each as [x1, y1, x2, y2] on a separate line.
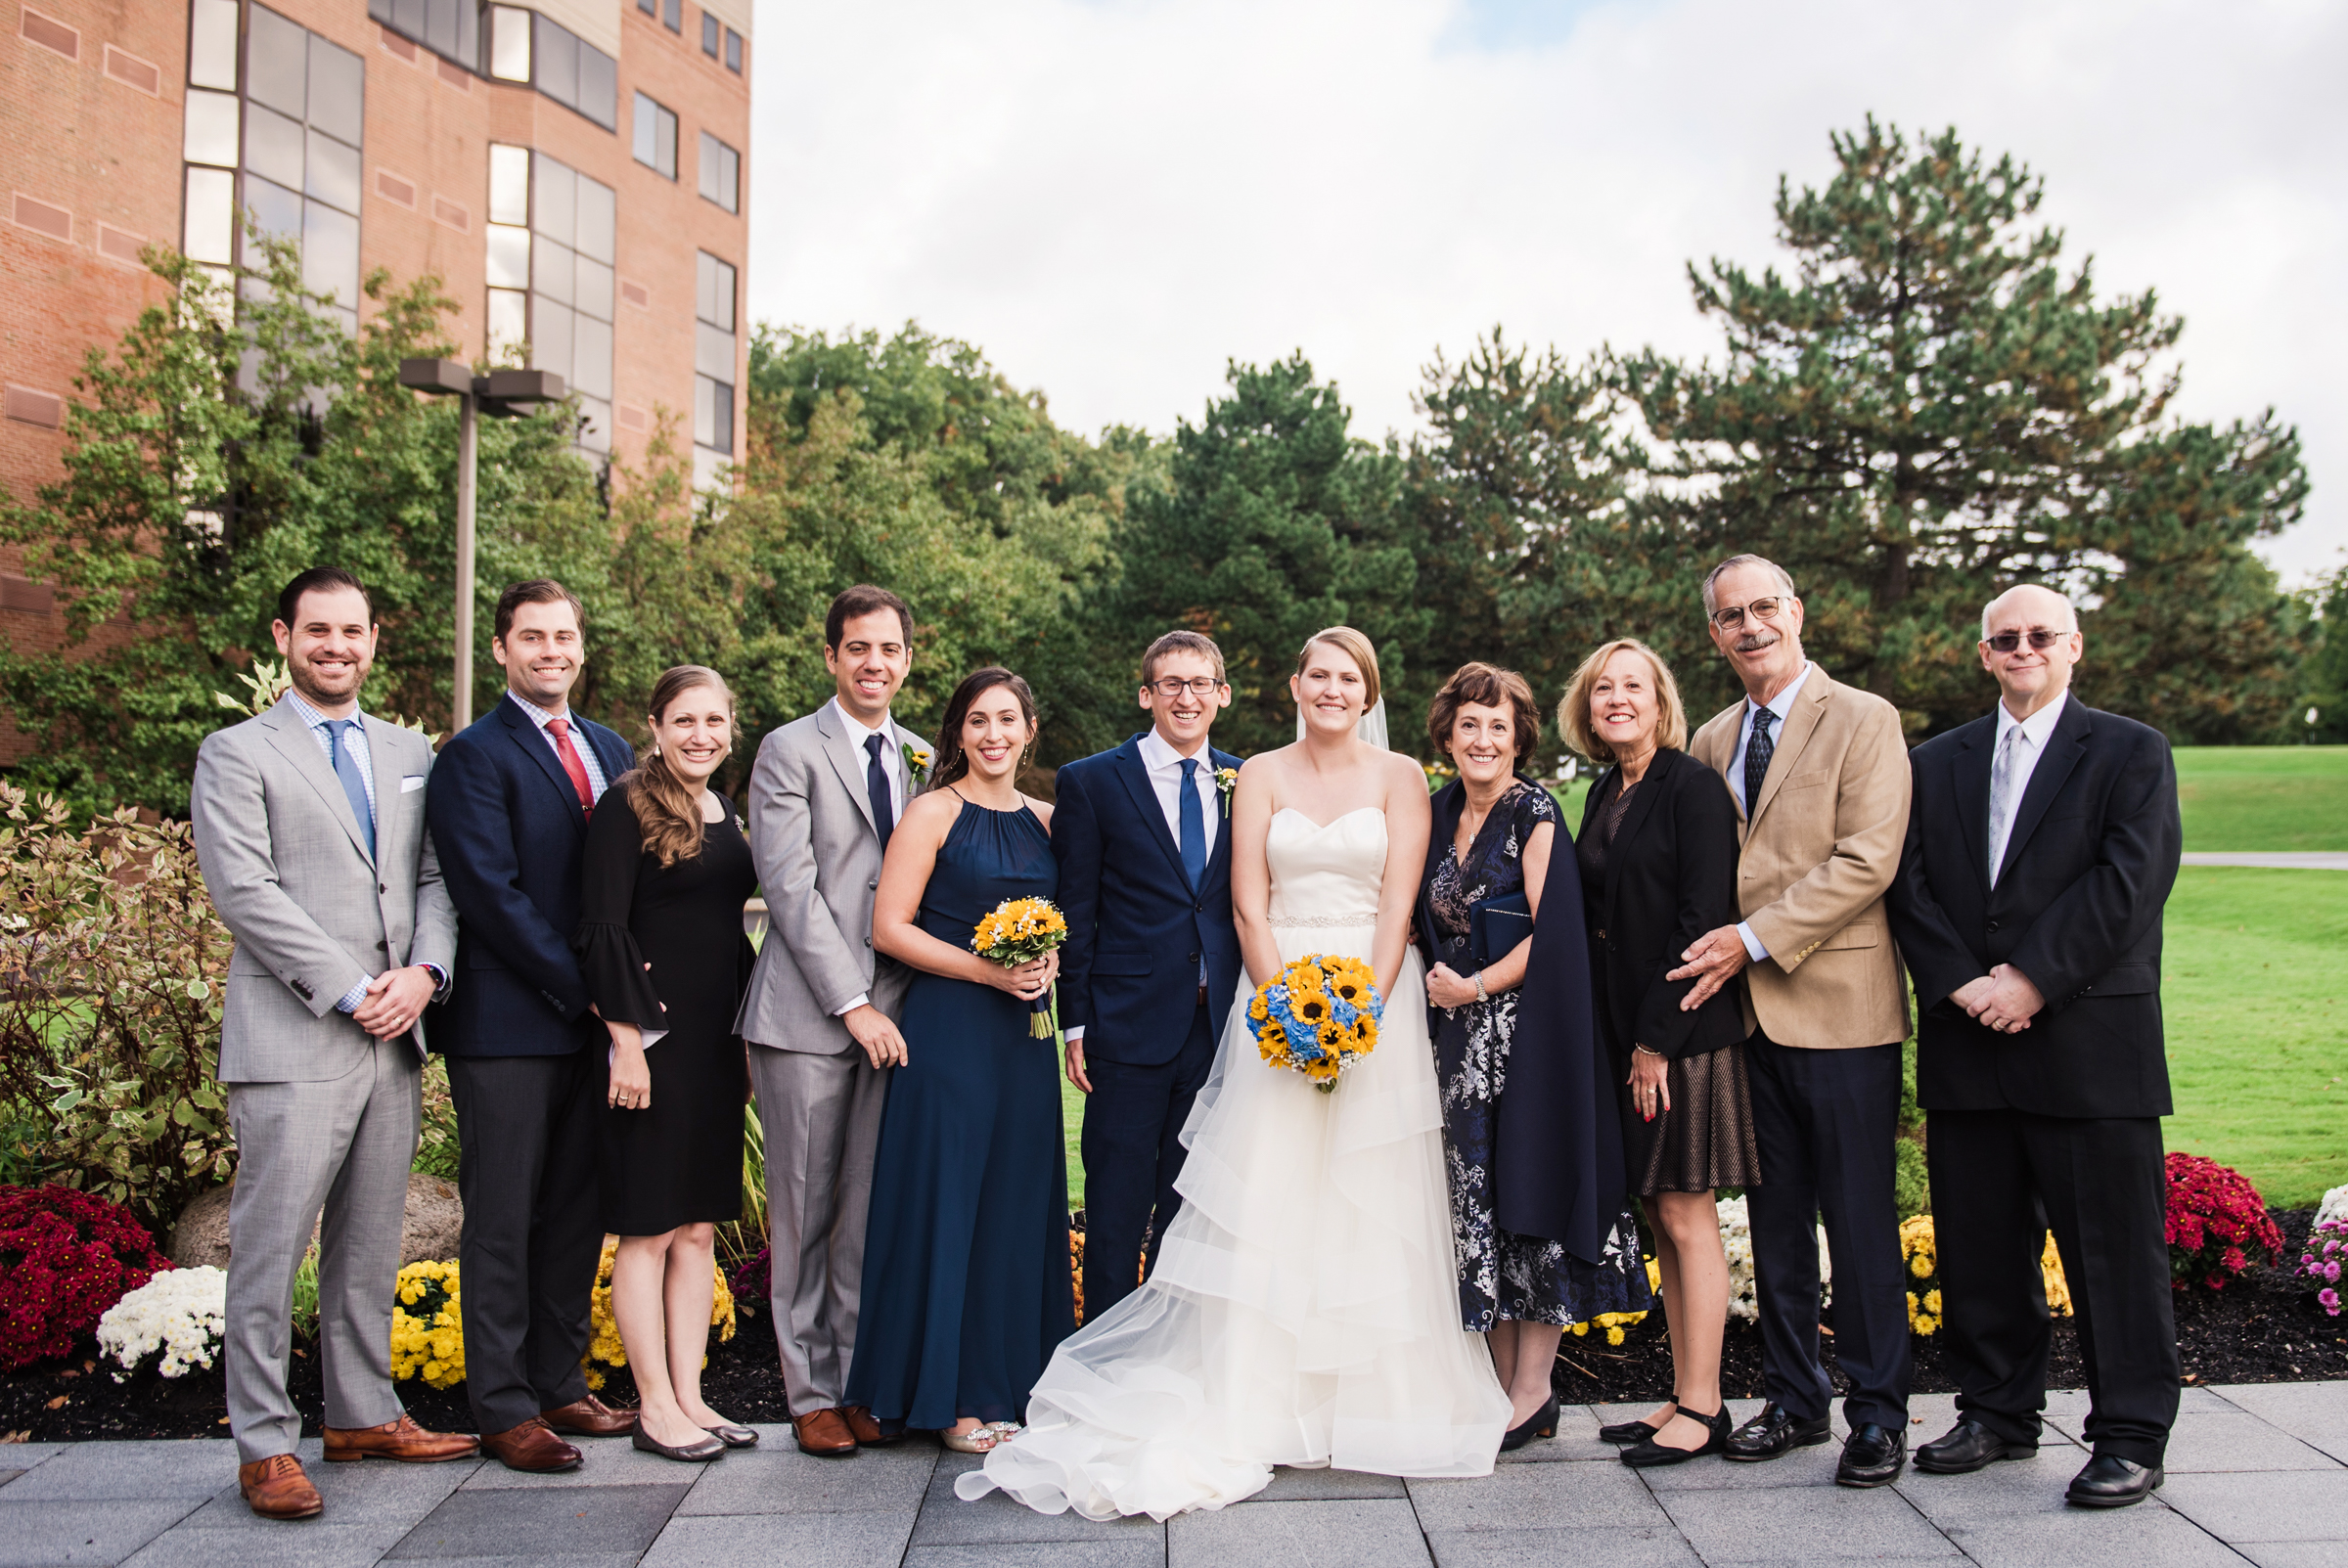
[0, 784, 238, 1232]
[731, 1245, 771, 1313]
[1897, 1214, 2070, 1336]
[97, 1264, 225, 1381]
[2296, 1218, 2345, 1317]
[390, 1258, 465, 1389]
[582, 1235, 737, 1392]
[0, 1183, 175, 1369]
[2164, 1152, 2284, 1291]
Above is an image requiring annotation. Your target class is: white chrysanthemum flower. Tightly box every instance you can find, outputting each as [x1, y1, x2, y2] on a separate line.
[98, 1266, 228, 1381]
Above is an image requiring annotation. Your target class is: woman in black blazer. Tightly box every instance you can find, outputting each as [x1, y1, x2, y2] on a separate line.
[1562, 639, 1758, 1468]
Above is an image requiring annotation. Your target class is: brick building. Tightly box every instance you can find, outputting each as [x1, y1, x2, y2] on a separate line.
[0, 0, 751, 761]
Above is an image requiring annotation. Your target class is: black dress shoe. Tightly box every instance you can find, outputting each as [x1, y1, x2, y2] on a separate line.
[1915, 1418, 2036, 1474]
[1725, 1402, 1832, 1462]
[1599, 1398, 1676, 1445]
[2066, 1454, 2163, 1508]
[1620, 1405, 1731, 1468]
[1501, 1394, 1559, 1452]
[1836, 1422, 1907, 1487]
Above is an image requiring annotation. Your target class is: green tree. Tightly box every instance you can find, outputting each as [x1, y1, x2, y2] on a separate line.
[2296, 565, 2348, 743]
[1614, 118, 2309, 740]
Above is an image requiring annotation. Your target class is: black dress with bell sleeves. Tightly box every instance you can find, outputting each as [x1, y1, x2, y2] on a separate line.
[574, 784, 758, 1236]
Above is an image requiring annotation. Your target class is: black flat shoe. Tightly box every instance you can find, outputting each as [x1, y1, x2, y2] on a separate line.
[702, 1422, 760, 1449]
[1599, 1398, 1677, 1445]
[1915, 1418, 2035, 1474]
[2066, 1454, 2163, 1508]
[1725, 1401, 1832, 1462]
[633, 1426, 726, 1463]
[1620, 1405, 1730, 1467]
[1836, 1422, 1907, 1487]
[1501, 1394, 1559, 1453]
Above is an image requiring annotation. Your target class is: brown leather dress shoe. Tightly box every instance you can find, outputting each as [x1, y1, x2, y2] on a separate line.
[323, 1412, 480, 1464]
[840, 1406, 900, 1447]
[480, 1416, 584, 1472]
[239, 1454, 324, 1519]
[792, 1407, 857, 1456]
[540, 1394, 641, 1437]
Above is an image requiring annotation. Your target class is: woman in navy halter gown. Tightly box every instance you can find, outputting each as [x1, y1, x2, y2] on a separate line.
[846, 666, 1075, 1452]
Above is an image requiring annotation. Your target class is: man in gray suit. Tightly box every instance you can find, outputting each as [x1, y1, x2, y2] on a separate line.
[738, 584, 929, 1456]
[191, 568, 477, 1520]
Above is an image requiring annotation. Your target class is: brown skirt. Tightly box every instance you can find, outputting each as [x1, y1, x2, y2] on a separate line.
[1616, 1038, 1763, 1196]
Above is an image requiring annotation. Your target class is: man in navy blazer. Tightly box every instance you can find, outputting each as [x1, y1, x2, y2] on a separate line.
[1056, 631, 1244, 1320]
[427, 580, 640, 1471]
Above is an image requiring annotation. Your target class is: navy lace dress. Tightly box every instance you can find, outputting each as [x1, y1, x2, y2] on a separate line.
[1426, 781, 1648, 1332]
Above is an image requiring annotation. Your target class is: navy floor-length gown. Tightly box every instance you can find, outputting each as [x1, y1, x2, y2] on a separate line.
[847, 797, 1076, 1431]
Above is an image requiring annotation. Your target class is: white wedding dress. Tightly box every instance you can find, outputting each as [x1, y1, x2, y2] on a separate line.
[958, 806, 1511, 1521]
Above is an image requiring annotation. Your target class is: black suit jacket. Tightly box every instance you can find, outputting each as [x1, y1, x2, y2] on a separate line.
[426, 694, 636, 1057]
[1580, 747, 1748, 1061]
[1888, 694, 2181, 1118]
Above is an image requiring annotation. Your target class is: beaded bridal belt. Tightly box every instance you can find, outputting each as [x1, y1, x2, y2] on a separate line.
[1268, 912, 1378, 928]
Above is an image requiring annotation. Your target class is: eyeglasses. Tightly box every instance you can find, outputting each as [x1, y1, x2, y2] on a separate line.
[1984, 629, 2068, 653]
[1149, 677, 1224, 698]
[1709, 597, 1789, 632]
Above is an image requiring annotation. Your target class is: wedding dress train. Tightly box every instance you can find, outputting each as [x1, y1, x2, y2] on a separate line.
[959, 806, 1511, 1521]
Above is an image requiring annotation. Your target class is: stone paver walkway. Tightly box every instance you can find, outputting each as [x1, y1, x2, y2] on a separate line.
[2, 1383, 2341, 1567]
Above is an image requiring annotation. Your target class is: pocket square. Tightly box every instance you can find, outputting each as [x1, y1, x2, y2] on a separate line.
[400, 775, 427, 793]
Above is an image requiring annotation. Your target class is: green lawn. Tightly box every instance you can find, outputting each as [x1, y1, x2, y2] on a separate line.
[2176, 745, 2348, 851]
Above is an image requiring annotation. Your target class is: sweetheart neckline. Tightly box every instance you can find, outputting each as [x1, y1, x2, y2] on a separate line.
[1271, 805, 1385, 832]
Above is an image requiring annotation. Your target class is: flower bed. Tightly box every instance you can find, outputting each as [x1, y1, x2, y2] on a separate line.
[1897, 1214, 2069, 1336]
[96, 1266, 225, 1381]
[2167, 1152, 2285, 1291]
[582, 1237, 737, 1392]
[390, 1260, 465, 1390]
[0, 1185, 174, 1370]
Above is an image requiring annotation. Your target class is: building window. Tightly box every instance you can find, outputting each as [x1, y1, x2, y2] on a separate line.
[365, 0, 482, 74]
[700, 12, 719, 56]
[637, 0, 655, 13]
[694, 250, 737, 475]
[663, 0, 681, 32]
[486, 144, 616, 456]
[632, 92, 678, 179]
[698, 132, 739, 213]
[477, 6, 614, 130]
[725, 28, 742, 72]
[696, 250, 736, 334]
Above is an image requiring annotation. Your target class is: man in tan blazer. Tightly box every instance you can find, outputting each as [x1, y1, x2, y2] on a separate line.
[1673, 553, 1915, 1486]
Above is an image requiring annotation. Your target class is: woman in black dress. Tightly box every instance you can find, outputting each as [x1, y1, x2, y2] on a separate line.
[576, 665, 759, 1463]
[1562, 639, 1758, 1467]
[1417, 662, 1649, 1451]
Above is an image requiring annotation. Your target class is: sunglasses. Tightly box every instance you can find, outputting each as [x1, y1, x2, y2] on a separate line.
[1984, 629, 2068, 653]
[1709, 597, 1789, 632]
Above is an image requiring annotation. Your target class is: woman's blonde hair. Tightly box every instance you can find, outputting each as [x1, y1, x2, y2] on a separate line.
[623, 665, 736, 867]
[1294, 626, 1381, 712]
[1557, 639, 1688, 763]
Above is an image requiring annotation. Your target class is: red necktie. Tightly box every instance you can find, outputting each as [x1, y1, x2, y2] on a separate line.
[546, 717, 596, 819]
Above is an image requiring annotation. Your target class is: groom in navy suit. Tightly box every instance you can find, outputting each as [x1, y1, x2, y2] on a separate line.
[1055, 631, 1245, 1320]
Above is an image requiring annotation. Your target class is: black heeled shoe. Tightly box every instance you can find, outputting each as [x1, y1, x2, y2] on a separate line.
[1599, 1397, 1678, 1446]
[1501, 1394, 1560, 1452]
[1619, 1404, 1731, 1467]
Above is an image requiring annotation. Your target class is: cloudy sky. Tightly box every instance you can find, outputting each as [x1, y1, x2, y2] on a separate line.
[747, 0, 2345, 582]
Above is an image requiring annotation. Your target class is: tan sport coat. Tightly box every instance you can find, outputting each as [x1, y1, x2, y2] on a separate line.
[1690, 664, 1912, 1051]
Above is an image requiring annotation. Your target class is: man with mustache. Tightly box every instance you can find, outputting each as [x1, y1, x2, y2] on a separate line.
[1053, 631, 1245, 1321]
[1676, 554, 1916, 1486]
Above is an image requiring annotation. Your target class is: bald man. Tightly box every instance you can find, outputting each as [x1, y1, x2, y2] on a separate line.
[1887, 585, 2183, 1510]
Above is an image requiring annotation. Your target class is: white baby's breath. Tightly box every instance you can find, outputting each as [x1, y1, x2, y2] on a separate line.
[97, 1265, 228, 1381]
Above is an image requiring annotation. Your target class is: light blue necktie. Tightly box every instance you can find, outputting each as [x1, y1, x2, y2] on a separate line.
[1178, 757, 1206, 891]
[327, 718, 376, 861]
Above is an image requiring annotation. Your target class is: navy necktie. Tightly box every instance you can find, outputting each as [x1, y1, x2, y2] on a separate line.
[327, 718, 376, 861]
[865, 733, 895, 851]
[1743, 706, 1776, 817]
[1177, 757, 1206, 891]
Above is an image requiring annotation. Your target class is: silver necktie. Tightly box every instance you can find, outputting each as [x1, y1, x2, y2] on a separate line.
[1986, 725, 2029, 886]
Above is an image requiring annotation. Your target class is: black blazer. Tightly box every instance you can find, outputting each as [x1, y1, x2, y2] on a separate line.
[1579, 747, 1747, 1060]
[1887, 694, 2181, 1119]
[426, 694, 636, 1057]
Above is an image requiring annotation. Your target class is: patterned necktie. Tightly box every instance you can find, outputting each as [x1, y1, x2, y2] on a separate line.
[1177, 757, 1207, 891]
[1987, 724, 2028, 887]
[545, 717, 596, 820]
[865, 733, 895, 851]
[1742, 706, 1776, 817]
[326, 719, 375, 861]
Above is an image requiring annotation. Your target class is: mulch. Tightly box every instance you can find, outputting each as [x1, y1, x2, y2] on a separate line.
[6, 1209, 2340, 1444]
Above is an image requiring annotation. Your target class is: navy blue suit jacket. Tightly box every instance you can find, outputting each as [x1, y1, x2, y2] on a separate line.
[1054, 735, 1244, 1066]
[426, 694, 635, 1057]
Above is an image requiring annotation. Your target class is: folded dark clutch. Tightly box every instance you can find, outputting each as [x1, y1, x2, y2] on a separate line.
[1468, 892, 1533, 968]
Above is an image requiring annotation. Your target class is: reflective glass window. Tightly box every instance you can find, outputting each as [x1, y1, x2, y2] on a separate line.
[305, 127, 363, 214]
[183, 165, 238, 263]
[246, 6, 308, 119]
[663, 0, 680, 31]
[577, 43, 616, 128]
[240, 175, 304, 265]
[532, 237, 574, 306]
[244, 102, 305, 190]
[485, 224, 530, 289]
[487, 288, 527, 360]
[694, 375, 733, 454]
[633, 93, 677, 178]
[576, 394, 610, 455]
[698, 134, 738, 212]
[574, 176, 614, 263]
[305, 34, 364, 147]
[488, 144, 530, 226]
[701, 13, 719, 55]
[725, 28, 742, 71]
[574, 257, 614, 322]
[487, 6, 530, 80]
[533, 153, 576, 246]
[696, 320, 736, 382]
[572, 316, 612, 398]
[534, 16, 577, 108]
[187, 0, 239, 89]
[530, 296, 574, 381]
[302, 200, 360, 306]
[695, 251, 735, 330]
[183, 89, 242, 167]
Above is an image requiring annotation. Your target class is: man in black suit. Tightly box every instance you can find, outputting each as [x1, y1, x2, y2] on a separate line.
[428, 580, 640, 1471]
[1887, 583, 2183, 1509]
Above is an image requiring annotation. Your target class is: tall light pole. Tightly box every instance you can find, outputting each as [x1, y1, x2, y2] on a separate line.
[396, 360, 565, 732]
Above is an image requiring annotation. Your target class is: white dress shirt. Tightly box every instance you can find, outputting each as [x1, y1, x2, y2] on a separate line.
[507, 690, 610, 803]
[1725, 661, 1814, 963]
[1065, 729, 1220, 1046]
[1987, 690, 2069, 886]
[832, 696, 906, 1018]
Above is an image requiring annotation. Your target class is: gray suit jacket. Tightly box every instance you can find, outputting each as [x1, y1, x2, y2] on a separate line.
[192, 700, 457, 1084]
[735, 702, 929, 1053]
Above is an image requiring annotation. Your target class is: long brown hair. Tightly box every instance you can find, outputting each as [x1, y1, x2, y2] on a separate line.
[622, 665, 735, 867]
[930, 666, 1037, 790]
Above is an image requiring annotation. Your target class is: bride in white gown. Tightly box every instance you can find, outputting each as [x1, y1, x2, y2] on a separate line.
[960, 628, 1511, 1521]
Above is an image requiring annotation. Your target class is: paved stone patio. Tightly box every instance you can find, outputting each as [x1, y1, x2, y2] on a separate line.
[2, 1383, 2340, 1566]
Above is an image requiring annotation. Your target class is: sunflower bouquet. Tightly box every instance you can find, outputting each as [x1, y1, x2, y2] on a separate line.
[1250, 954, 1381, 1093]
[974, 896, 1069, 1038]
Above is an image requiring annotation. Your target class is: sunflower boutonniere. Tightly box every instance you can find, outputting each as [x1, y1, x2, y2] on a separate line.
[901, 740, 933, 788]
[1215, 765, 1240, 819]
